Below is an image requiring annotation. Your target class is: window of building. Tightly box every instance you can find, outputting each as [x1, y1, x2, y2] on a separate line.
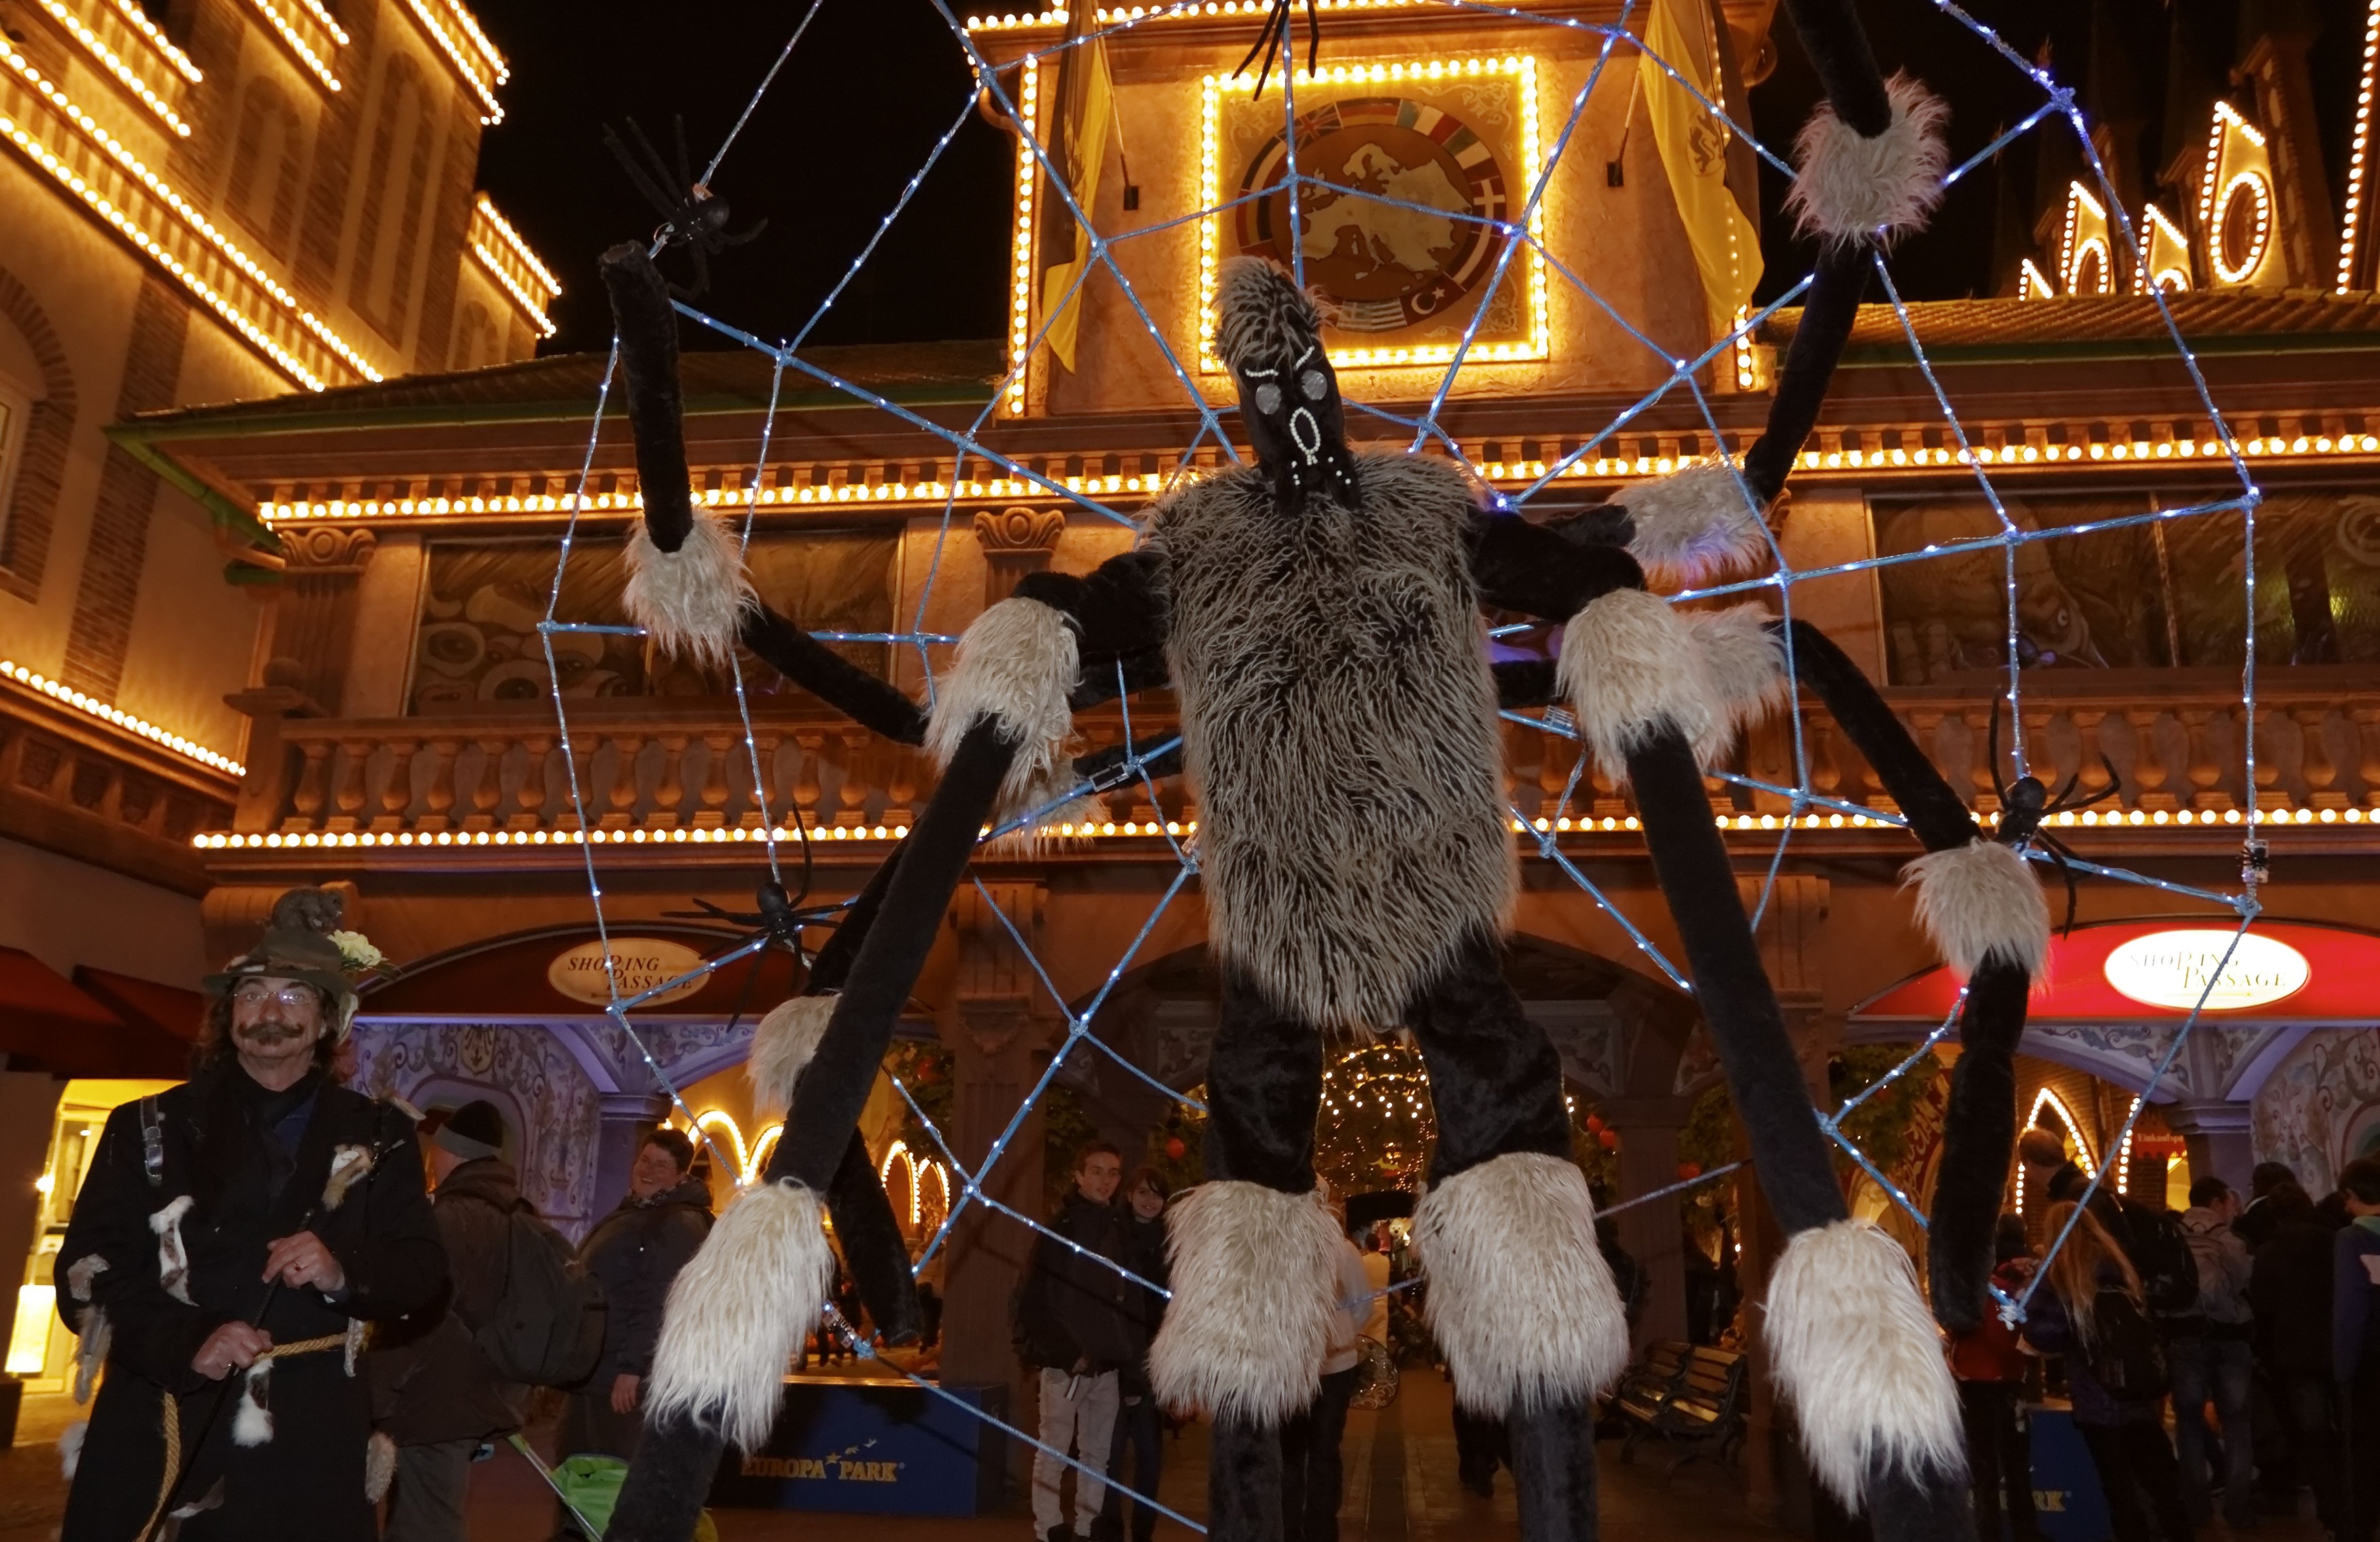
[406, 530, 898, 713]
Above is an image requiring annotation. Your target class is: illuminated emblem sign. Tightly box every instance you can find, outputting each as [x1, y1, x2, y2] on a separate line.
[2101, 929, 2311, 1012]
[1200, 57, 1548, 371]
[547, 938, 707, 1008]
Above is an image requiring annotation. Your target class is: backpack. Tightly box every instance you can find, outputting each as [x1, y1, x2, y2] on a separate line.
[2116, 1200, 2201, 1318]
[475, 1205, 607, 1388]
[2086, 1287, 2169, 1403]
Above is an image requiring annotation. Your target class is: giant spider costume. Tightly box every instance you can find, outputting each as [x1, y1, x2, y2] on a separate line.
[594, 3, 2056, 1539]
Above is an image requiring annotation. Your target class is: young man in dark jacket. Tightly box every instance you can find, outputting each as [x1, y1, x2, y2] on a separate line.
[371, 1100, 530, 1542]
[53, 897, 445, 1542]
[2336, 1159, 2380, 1542]
[2249, 1182, 2345, 1533]
[2174, 1177, 2256, 1529]
[562, 1129, 713, 1460]
[1015, 1143, 1140, 1542]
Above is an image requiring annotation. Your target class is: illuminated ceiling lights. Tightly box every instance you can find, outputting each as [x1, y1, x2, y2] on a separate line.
[246, 0, 343, 93]
[2337, 0, 2380, 290]
[968, 2, 1489, 29]
[1, 659, 245, 775]
[1003, 54, 1041, 415]
[34, 0, 192, 135]
[405, 0, 508, 124]
[1196, 55, 1549, 373]
[0, 39, 383, 389]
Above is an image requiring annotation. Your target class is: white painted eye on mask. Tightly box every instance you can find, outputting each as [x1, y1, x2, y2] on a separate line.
[1299, 370, 1328, 402]
[1255, 382, 1283, 416]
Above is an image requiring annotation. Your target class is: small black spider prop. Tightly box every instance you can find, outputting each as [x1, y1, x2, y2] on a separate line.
[1233, 0, 1324, 100]
[602, 116, 767, 298]
[1986, 704, 2122, 937]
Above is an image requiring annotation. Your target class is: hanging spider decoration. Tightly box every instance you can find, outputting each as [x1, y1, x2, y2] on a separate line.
[602, 116, 768, 297]
[593, 3, 2053, 1540]
[1984, 706, 2122, 938]
[1234, 0, 1325, 100]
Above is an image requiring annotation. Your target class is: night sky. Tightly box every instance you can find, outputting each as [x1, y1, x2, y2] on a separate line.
[468, 0, 2370, 357]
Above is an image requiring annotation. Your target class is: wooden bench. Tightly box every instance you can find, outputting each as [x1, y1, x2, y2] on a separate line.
[1613, 1341, 1747, 1471]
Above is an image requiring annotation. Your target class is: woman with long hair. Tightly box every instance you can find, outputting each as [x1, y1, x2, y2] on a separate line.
[2022, 1201, 2193, 1542]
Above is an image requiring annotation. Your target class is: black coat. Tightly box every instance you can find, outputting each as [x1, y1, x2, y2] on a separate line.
[576, 1177, 713, 1383]
[1117, 1212, 1169, 1396]
[1013, 1192, 1140, 1373]
[366, 1158, 528, 1445]
[2250, 1214, 2341, 1380]
[54, 1063, 444, 1542]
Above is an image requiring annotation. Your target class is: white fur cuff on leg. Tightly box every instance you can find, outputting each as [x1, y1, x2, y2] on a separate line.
[1147, 1181, 1340, 1426]
[1621, 460, 1768, 584]
[1900, 838, 2049, 977]
[747, 995, 834, 1122]
[1558, 588, 1722, 778]
[1413, 1152, 1628, 1414]
[647, 1180, 834, 1451]
[1784, 75, 1950, 247]
[1682, 606, 1789, 759]
[922, 596, 1081, 822]
[624, 509, 758, 672]
[1765, 1219, 1964, 1511]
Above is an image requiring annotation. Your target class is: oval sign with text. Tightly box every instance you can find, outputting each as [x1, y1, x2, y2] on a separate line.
[2102, 929, 2311, 1012]
[547, 938, 709, 1009]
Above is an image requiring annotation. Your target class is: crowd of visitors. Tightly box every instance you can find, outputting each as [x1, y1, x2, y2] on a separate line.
[1952, 1130, 2380, 1542]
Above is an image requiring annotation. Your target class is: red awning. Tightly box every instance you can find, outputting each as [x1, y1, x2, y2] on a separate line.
[73, 966, 202, 1078]
[0, 946, 129, 1076]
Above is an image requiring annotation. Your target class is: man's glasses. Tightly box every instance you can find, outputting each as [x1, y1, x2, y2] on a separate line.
[231, 981, 319, 1010]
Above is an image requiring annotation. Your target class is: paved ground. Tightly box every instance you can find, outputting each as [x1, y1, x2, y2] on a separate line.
[0, 1373, 2334, 1542]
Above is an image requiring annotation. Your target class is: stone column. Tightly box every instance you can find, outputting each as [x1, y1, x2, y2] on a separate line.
[592, 1092, 672, 1221]
[2164, 1099, 2256, 1197]
[275, 526, 379, 716]
[1601, 1095, 1693, 1349]
[936, 882, 1058, 1481]
[972, 506, 1065, 604]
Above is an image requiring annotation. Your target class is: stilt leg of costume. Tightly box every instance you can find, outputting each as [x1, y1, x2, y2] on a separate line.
[609, 721, 1019, 1542]
[1152, 969, 1337, 1542]
[1626, 725, 1968, 1539]
[1508, 1400, 1599, 1542]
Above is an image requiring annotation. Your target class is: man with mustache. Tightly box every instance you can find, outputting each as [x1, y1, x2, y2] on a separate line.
[51, 888, 445, 1541]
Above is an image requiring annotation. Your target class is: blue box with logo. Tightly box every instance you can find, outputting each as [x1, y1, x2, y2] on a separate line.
[707, 1377, 1008, 1516]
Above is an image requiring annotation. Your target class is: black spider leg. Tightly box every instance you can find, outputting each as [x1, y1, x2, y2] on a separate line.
[603, 120, 687, 229]
[1233, 0, 1293, 99]
[1302, 0, 1323, 75]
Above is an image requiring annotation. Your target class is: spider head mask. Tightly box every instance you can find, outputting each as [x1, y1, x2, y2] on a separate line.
[1214, 258, 1361, 510]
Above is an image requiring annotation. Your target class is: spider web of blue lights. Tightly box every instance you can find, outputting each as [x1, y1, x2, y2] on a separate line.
[534, 0, 2273, 1519]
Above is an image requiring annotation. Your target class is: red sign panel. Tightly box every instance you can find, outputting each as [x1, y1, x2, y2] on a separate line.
[1854, 919, 2380, 1023]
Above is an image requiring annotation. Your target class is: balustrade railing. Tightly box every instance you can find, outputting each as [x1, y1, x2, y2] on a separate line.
[224, 668, 2380, 844]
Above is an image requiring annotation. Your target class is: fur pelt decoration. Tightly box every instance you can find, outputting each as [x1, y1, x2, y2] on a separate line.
[1682, 605, 1791, 756]
[152, 1194, 194, 1305]
[1784, 74, 1950, 247]
[1559, 588, 1726, 776]
[1901, 838, 2050, 977]
[1764, 1218, 1965, 1509]
[73, 1305, 109, 1403]
[58, 1419, 86, 1479]
[624, 509, 758, 673]
[365, 1431, 398, 1503]
[1412, 1152, 1629, 1414]
[324, 1143, 375, 1211]
[1148, 1180, 1343, 1424]
[233, 1360, 275, 1447]
[746, 995, 835, 1123]
[923, 596, 1082, 824]
[1620, 460, 1770, 583]
[646, 1179, 834, 1451]
[1152, 450, 1515, 1033]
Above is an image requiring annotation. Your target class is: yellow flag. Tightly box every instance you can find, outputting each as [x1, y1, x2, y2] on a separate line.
[1638, 0, 1761, 343]
[1038, 33, 1114, 373]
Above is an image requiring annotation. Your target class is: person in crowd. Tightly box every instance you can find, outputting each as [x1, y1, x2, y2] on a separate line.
[1282, 1214, 1371, 1542]
[2334, 1159, 2380, 1542]
[2019, 1129, 2121, 1233]
[1016, 1143, 1140, 1542]
[2173, 1176, 2257, 1530]
[2234, 1161, 2300, 1251]
[1096, 1167, 1171, 1542]
[1357, 1229, 1391, 1349]
[372, 1101, 530, 1542]
[2249, 1180, 2345, 1532]
[2021, 1200, 2193, 1542]
[1949, 1214, 2040, 1542]
[559, 1128, 712, 1463]
[54, 906, 445, 1541]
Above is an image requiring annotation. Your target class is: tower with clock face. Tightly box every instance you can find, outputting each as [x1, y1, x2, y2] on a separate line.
[964, 2, 1775, 421]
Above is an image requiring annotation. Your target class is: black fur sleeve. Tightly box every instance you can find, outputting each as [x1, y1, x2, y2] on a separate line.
[1012, 549, 1171, 663]
[1466, 509, 1648, 619]
[1494, 657, 1559, 709]
[1773, 618, 1976, 851]
[599, 243, 694, 552]
[738, 603, 928, 745]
